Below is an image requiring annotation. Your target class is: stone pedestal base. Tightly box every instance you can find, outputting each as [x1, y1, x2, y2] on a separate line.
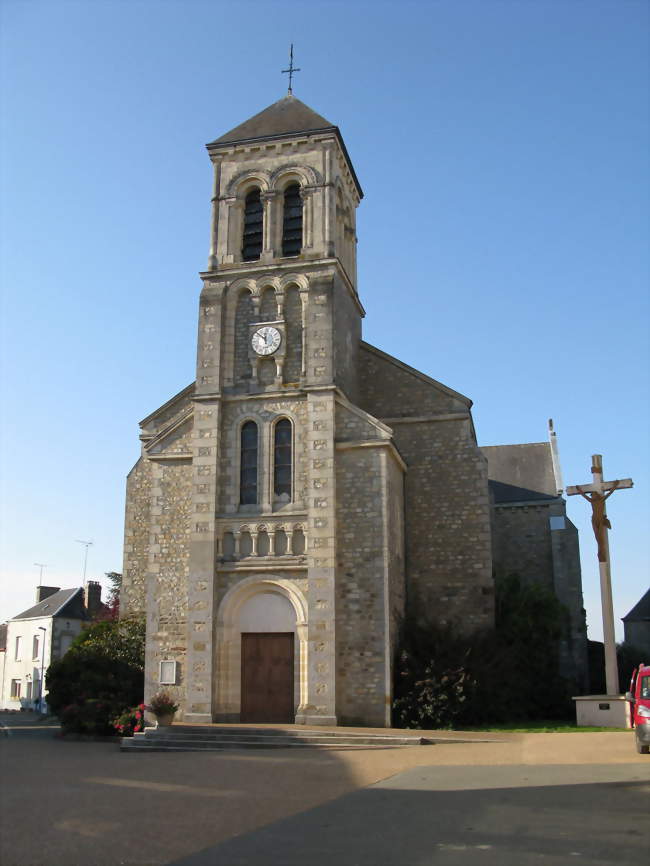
[573, 694, 631, 728]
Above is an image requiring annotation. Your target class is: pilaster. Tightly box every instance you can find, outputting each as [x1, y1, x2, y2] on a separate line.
[295, 389, 337, 725]
[185, 279, 225, 722]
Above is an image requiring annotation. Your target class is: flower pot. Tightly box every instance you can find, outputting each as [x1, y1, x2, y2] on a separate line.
[155, 712, 175, 727]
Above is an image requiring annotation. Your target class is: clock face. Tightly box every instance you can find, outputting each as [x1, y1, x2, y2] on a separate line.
[251, 326, 282, 356]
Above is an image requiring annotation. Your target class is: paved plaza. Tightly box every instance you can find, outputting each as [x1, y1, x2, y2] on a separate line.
[1, 713, 649, 865]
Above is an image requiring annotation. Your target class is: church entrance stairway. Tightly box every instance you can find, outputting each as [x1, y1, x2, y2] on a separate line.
[119, 726, 445, 752]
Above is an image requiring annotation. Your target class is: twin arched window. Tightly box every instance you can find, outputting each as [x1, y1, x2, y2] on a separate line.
[239, 418, 293, 505]
[240, 184, 303, 261]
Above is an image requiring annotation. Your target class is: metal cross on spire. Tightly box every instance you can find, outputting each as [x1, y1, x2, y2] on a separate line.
[282, 44, 301, 95]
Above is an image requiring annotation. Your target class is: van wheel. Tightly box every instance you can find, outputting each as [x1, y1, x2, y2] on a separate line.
[636, 737, 649, 754]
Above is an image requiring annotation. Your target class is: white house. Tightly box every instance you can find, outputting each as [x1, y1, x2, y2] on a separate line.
[0, 582, 103, 711]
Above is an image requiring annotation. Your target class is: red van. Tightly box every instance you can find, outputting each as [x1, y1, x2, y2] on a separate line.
[626, 663, 650, 754]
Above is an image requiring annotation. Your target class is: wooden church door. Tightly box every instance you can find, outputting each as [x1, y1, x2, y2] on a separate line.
[240, 633, 294, 723]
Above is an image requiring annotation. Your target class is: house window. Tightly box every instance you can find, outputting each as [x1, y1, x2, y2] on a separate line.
[242, 188, 263, 261]
[274, 418, 292, 501]
[282, 184, 302, 257]
[33, 635, 40, 659]
[240, 421, 259, 505]
[10, 679, 21, 699]
[14, 636, 22, 661]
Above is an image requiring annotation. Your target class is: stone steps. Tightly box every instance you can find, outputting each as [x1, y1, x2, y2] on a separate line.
[120, 725, 435, 752]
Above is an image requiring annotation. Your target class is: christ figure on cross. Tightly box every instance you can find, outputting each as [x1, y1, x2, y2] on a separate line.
[574, 482, 620, 562]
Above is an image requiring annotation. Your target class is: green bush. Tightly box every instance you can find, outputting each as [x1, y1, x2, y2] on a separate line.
[46, 618, 145, 735]
[393, 575, 574, 729]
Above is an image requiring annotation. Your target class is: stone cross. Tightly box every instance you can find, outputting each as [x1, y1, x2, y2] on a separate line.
[567, 454, 633, 695]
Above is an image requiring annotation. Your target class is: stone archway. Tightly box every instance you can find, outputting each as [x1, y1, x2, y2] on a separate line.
[213, 576, 308, 722]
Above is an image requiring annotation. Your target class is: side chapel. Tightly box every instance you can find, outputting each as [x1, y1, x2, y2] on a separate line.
[121, 94, 588, 726]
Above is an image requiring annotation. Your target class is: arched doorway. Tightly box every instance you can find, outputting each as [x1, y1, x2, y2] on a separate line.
[213, 577, 308, 723]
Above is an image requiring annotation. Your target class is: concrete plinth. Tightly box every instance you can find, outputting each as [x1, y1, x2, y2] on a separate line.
[573, 694, 631, 728]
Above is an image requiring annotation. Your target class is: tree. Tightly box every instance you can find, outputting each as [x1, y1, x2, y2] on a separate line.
[393, 574, 573, 728]
[46, 617, 145, 735]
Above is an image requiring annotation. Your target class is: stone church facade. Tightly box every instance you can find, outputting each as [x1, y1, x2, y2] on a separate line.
[121, 95, 587, 727]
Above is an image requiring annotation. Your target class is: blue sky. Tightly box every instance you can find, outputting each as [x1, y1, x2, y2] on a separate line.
[1, 0, 648, 643]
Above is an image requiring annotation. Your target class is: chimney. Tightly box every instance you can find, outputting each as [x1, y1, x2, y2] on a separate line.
[84, 581, 102, 618]
[36, 586, 60, 603]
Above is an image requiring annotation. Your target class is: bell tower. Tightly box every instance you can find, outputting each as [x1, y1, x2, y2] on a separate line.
[183, 93, 365, 725]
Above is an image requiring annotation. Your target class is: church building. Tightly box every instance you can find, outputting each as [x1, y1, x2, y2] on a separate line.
[120, 94, 587, 727]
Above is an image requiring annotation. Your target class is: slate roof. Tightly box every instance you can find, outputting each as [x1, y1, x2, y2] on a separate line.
[208, 94, 363, 198]
[210, 95, 336, 146]
[481, 443, 559, 504]
[623, 588, 650, 622]
[12, 587, 88, 621]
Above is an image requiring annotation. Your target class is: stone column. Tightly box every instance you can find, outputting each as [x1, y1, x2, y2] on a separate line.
[295, 390, 337, 725]
[300, 188, 313, 250]
[261, 191, 277, 261]
[207, 159, 221, 270]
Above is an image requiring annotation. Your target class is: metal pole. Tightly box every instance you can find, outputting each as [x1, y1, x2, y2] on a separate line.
[34, 563, 47, 585]
[75, 539, 93, 585]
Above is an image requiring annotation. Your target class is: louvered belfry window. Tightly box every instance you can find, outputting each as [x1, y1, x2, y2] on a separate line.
[274, 419, 292, 500]
[242, 189, 263, 261]
[282, 184, 302, 257]
[240, 421, 259, 505]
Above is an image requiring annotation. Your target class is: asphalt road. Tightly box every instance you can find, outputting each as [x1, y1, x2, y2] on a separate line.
[1, 715, 648, 866]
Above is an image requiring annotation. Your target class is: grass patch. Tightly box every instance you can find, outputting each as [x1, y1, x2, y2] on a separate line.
[458, 721, 629, 733]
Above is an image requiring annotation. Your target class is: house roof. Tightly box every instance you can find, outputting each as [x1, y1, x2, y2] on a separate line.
[207, 94, 363, 199]
[623, 588, 650, 623]
[12, 587, 87, 621]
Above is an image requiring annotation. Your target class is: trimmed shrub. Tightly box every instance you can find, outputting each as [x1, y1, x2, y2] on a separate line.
[46, 618, 145, 735]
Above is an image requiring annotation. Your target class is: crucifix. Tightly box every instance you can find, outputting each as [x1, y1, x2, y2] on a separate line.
[567, 454, 633, 695]
[282, 44, 301, 95]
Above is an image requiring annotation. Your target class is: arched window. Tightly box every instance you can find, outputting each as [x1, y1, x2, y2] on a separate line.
[274, 419, 292, 501]
[282, 183, 302, 257]
[240, 421, 258, 505]
[242, 189, 263, 261]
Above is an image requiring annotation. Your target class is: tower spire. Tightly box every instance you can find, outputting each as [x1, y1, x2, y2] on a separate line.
[281, 44, 301, 95]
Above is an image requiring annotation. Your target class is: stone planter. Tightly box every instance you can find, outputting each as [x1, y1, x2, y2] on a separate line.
[155, 712, 176, 727]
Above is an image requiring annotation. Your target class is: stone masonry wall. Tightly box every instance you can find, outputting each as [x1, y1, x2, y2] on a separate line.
[357, 345, 494, 632]
[491, 503, 555, 589]
[144, 459, 192, 716]
[359, 343, 469, 417]
[332, 276, 361, 404]
[335, 444, 388, 726]
[121, 456, 152, 617]
[386, 450, 406, 657]
[493, 502, 588, 686]
[396, 420, 493, 631]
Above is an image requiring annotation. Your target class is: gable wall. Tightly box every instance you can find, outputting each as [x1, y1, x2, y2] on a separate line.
[121, 457, 152, 617]
[357, 346, 493, 632]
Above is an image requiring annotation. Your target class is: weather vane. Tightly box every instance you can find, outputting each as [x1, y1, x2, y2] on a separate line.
[282, 44, 301, 95]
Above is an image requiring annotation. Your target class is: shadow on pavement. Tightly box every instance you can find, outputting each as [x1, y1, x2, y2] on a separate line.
[170, 776, 650, 866]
